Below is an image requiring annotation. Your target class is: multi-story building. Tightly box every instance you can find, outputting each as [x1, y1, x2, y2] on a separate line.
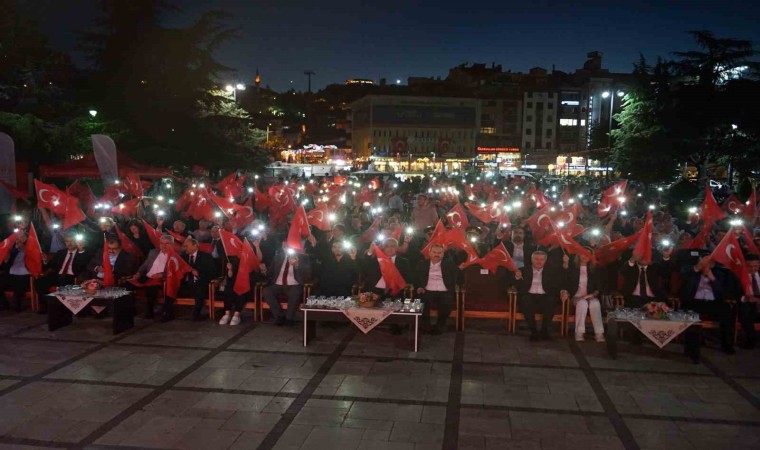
[350, 95, 480, 172]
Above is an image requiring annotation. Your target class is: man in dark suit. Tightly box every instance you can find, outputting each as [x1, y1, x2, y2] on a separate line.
[34, 233, 90, 313]
[130, 234, 174, 319]
[415, 243, 459, 334]
[84, 237, 138, 284]
[680, 256, 734, 354]
[619, 254, 669, 308]
[207, 225, 226, 278]
[514, 250, 569, 341]
[167, 237, 215, 321]
[315, 240, 358, 297]
[740, 254, 760, 349]
[263, 243, 312, 326]
[360, 238, 411, 298]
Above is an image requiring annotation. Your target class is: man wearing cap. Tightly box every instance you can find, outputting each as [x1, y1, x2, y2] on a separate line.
[412, 194, 439, 230]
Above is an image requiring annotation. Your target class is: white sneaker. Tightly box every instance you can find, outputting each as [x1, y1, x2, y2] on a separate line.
[595, 334, 606, 343]
[230, 316, 241, 326]
[575, 334, 584, 342]
[218, 314, 230, 325]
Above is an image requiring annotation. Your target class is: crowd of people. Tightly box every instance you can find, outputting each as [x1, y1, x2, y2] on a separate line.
[1, 171, 758, 354]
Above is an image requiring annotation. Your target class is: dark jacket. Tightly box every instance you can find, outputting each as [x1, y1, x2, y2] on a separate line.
[267, 251, 312, 286]
[360, 253, 411, 289]
[44, 249, 90, 279]
[415, 257, 459, 292]
[619, 260, 668, 300]
[503, 241, 536, 269]
[566, 263, 600, 298]
[316, 254, 359, 296]
[84, 250, 138, 283]
[182, 251, 216, 285]
[680, 268, 728, 303]
[515, 265, 567, 297]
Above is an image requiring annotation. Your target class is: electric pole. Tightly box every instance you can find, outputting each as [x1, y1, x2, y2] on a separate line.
[304, 70, 315, 93]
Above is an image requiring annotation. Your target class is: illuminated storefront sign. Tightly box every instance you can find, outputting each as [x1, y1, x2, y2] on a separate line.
[476, 146, 520, 153]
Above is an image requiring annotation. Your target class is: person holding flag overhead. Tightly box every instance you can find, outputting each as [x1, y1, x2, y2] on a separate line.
[263, 242, 312, 326]
[361, 238, 411, 298]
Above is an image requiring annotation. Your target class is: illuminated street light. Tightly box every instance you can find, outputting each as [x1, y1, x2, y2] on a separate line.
[89, 110, 98, 118]
[602, 91, 610, 98]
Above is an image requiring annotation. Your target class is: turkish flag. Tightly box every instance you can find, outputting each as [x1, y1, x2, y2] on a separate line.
[526, 185, 553, 209]
[102, 236, 115, 287]
[24, 223, 43, 276]
[142, 219, 162, 249]
[632, 210, 653, 265]
[445, 203, 470, 229]
[219, 229, 243, 257]
[333, 175, 347, 186]
[123, 172, 143, 198]
[62, 195, 87, 230]
[0, 179, 30, 203]
[371, 243, 407, 295]
[421, 219, 446, 259]
[233, 238, 261, 295]
[187, 188, 217, 221]
[356, 187, 376, 206]
[35, 180, 87, 229]
[166, 230, 187, 244]
[710, 231, 751, 297]
[740, 226, 760, 256]
[700, 187, 727, 226]
[440, 228, 479, 263]
[685, 222, 713, 250]
[465, 201, 502, 224]
[115, 226, 143, 259]
[553, 203, 581, 229]
[368, 177, 381, 191]
[597, 180, 628, 217]
[287, 206, 311, 251]
[463, 242, 518, 273]
[216, 172, 245, 199]
[164, 248, 192, 298]
[306, 202, 333, 231]
[722, 194, 743, 214]
[551, 221, 596, 262]
[559, 186, 572, 205]
[67, 180, 96, 216]
[112, 197, 141, 216]
[253, 188, 272, 213]
[594, 232, 641, 267]
[0, 232, 18, 264]
[526, 206, 554, 242]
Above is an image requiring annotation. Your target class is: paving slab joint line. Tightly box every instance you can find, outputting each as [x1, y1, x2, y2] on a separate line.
[569, 340, 640, 450]
[442, 331, 465, 450]
[71, 323, 257, 449]
[701, 354, 760, 410]
[0, 435, 74, 448]
[255, 327, 357, 450]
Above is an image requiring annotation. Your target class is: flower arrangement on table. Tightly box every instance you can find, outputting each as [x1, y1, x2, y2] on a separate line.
[355, 292, 380, 309]
[644, 302, 670, 320]
[80, 279, 103, 295]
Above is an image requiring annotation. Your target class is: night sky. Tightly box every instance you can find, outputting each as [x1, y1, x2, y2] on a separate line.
[31, 0, 760, 92]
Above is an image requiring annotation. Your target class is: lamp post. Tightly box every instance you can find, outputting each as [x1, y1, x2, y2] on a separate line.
[225, 83, 246, 102]
[601, 90, 625, 177]
[88, 110, 98, 118]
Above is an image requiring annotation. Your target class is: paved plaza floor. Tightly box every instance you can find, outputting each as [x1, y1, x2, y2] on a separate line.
[0, 312, 758, 450]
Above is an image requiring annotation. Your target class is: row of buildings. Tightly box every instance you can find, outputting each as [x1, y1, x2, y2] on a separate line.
[348, 52, 635, 174]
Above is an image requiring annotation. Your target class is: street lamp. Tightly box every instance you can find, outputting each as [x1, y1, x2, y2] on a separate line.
[225, 83, 246, 101]
[89, 110, 98, 118]
[601, 89, 625, 177]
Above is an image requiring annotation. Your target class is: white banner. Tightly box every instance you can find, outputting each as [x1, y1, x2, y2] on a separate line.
[0, 132, 16, 214]
[91, 134, 119, 185]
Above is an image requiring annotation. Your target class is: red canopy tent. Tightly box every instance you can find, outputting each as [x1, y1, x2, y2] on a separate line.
[39, 152, 173, 179]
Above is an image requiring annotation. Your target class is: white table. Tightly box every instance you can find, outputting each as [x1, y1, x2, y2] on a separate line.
[301, 306, 422, 352]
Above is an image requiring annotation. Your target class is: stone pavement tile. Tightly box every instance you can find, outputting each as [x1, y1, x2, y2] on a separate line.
[509, 411, 590, 434]
[117, 319, 240, 348]
[228, 431, 268, 450]
[14, 317, 118, 343]
[421, 406, 446, 424]
[389, 421, 444, 445]
[358, 441, 415, 450]
[0, 311, 47, 335]
[262, 396, 295, 413]
[176, 367, 256, 389]
[281, 377, 310, 394]
[299, 425, 365, 450]
[486, 437, 541, 450]
[193, 392, 273, 412]
[701, 347, 760, 378]
[0, 339, 96, 376]
[143, 390, 209, 416]
[0, 379, 17, 390]
[237, 374, 291, 393]
[341, 418, 395, 430]
[362, 428, 391, 441]
[175, 426, 242, 450]
[459, 415, 511, 438]
[108, 415, 203, 448]
[0, 444, 59, 450]
[305, 398, 353, 409]
[230, 324, 342, 354]
[580, 342, 712, 375]
[347, 402, 423, 422]
[293, 406, 350, 426]
[624, 418, 696, 450]
[677, 422, 760, 450]
[180, 406, 237, 420]
[271, 424, 314, 450]
[458, 435, 486, 449]
[45, 344, 208, 385]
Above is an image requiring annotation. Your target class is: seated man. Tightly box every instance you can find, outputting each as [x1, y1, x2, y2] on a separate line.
[415, 243, 458, 334]
[162, 237, 215, 322]
[739, 254, 760, 349]
[315, 240, 358, 297]
[35, 232, 90, 314]
[84, 237, 138, 284]
[514, 250, 569, 341]
[360, 238, 411, 298]
[131, 234, 174, 319]
[263, 243, 311, 326]
[0, 231, 31, 312]
[681, 256, 734, 354]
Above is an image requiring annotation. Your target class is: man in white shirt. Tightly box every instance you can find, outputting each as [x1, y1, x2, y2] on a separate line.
[415, 244, 458, 334]
[681, 256, 733, 354]
[514, 251, 569, 341]
[263, 243, 312, 326]
[132, 235, 174, 319]
[34, 233, 87, 314]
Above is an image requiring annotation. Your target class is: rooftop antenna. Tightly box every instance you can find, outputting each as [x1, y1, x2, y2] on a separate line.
[304, 70, 315, 93]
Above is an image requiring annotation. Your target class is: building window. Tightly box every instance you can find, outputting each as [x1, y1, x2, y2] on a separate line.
[527, 102, 533, 108]
[546, 142, 552, 149]
[525, 141, 531, 148]
[526, 128, 532, 135]
[546, 129, 553, 137]
[547, 92, 554, 98]
[526, 115, 533, 122]
[547, 103, 554, 109]
[480, 127, 495, 134]
[546, 116, 553, 123]
[560, 118, 578, 126]
[527, 92, 533, 98]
